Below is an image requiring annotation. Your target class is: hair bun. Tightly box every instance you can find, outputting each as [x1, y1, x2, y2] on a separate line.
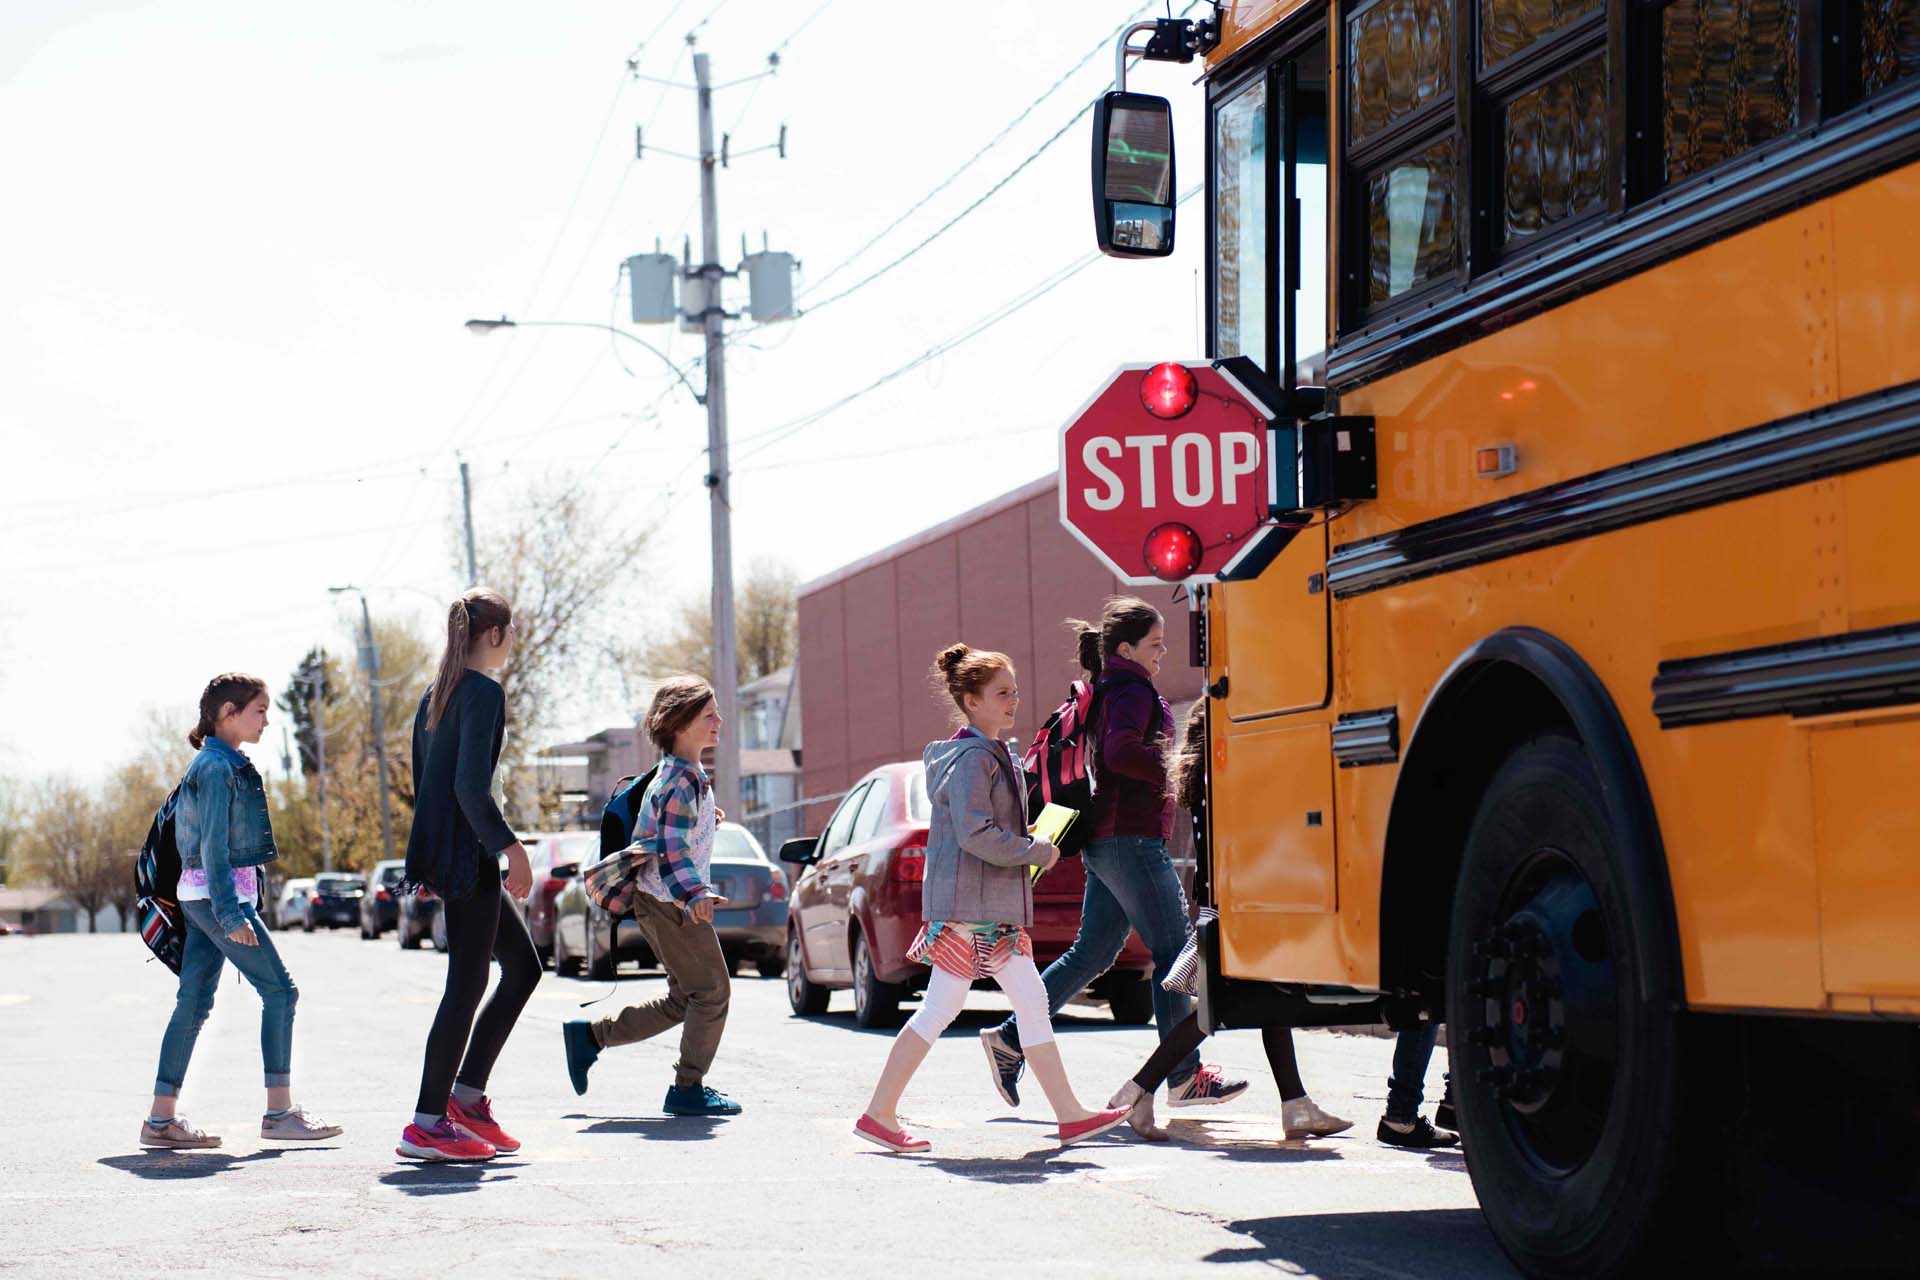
[935, 643, 972, 676]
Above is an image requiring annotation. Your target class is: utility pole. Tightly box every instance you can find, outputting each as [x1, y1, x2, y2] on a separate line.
[694, 49, 741, 817]
[340, 590, 395, 864]
[458, 455, 479, 587]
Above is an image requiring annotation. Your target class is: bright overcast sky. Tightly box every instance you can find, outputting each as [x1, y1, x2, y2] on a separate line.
[1, 0, 1206, 780]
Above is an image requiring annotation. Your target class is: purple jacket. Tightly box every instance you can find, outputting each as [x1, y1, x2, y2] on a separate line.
[1091, 656, 1174, 841]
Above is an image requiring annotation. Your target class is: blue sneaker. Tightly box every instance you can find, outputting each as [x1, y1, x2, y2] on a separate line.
[980, 1026, 1024, 1107]
[563, 1020, 600, 1097]
[663, 1084, 742, 1116]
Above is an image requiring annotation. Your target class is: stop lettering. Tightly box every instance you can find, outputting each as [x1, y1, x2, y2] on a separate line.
[1058, 360, 1282, 584]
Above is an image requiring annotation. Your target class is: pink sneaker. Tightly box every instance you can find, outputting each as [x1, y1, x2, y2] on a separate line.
[1057, 1105, 1132, 1147]
[854, 1113, 930, 1153]
[447, 1095, 520, 1154]
[396, 1117, 496, 1162]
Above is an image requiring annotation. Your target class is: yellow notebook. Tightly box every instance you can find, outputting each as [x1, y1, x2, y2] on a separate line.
[1029, 804, 1079, 882]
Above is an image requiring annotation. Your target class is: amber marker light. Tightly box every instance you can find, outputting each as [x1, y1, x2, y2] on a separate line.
[1140, 361, 1198, 419]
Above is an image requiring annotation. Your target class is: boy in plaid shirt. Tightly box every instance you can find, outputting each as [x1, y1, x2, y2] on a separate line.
[562, 677, 743, 1117]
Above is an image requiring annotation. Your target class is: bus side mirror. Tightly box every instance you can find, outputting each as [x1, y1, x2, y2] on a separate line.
[1092, 91, 1176, 258]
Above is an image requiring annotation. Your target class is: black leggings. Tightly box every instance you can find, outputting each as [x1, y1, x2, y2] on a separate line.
[1130, 1012, 1306, 1102]
[413, 858, 541, 1116]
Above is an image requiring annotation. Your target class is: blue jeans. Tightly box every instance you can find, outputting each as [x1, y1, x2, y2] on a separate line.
[1386, 1024, 1440, 1122]
[153, 899, 298, 1097]
[996, 835, 1200, 1081]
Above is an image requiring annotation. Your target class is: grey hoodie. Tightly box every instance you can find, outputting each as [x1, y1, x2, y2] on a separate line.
[920, 730, 1042, 927]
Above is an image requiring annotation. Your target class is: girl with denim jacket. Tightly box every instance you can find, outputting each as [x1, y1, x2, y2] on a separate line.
[140, 674, 342, 1150]
[853, 644, 1131, 1154]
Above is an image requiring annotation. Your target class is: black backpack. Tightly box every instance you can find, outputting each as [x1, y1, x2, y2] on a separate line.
[134, 787, 185, 974]
[599, 765, 661, 858]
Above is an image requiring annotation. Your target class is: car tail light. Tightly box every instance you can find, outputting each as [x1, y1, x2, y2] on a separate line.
[766, 874, 787, 901]
[889, 830, 929, 883]
[376, 887, 393, 902]
[541, 876, 564, 896]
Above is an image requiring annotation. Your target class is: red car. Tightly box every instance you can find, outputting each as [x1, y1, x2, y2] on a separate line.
[780, 761, 1157, 1027]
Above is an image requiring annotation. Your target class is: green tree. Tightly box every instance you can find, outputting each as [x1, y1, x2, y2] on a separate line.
[278, 646, 341, 778]
[22, 778, 121, 931]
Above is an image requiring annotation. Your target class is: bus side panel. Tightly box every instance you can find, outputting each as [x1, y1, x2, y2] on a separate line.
[1832, 165, 1920, 401]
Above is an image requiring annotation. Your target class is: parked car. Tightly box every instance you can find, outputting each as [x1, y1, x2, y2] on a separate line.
[302, 873, 365, 930]
[274, 878, 315, 931]
[396, 885, 437, 950]
[522, 831, 595, 966]
[552, 821, 789, 980]
[780, 761, 1158, 1027]
[359, 859, 407, 938]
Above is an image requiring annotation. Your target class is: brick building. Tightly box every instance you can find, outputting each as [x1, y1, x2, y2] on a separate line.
[796, 474, 1202, 837]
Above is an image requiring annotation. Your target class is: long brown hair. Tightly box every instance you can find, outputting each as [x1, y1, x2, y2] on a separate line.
[646, 675, 716, 754]
[425, 588, 512, 730]
[189, 673, 269, 750]
[1168, 700, 1208, 812]
[932, 643, 1014, 725]
[1066, 596, 1163, 677]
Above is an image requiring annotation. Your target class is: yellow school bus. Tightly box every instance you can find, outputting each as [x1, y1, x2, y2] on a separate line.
[1089, 1, 1920, 1273]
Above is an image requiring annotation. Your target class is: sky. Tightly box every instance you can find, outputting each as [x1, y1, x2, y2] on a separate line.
[1, 0, 1207, 780]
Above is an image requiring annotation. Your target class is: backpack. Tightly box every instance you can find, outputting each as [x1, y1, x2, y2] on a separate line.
[1021, 679, 1099, 855]
[134, 786, 185, 974]
[584, 765, 661, 919]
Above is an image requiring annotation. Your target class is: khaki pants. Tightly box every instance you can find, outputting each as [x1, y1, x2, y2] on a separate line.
[591, 893, 731, 1087]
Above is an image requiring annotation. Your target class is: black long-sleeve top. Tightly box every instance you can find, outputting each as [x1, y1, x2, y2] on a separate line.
[405, 669, 516, 899]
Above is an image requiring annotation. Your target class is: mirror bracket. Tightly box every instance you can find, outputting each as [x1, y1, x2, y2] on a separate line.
[1115, 13, 1222, 91]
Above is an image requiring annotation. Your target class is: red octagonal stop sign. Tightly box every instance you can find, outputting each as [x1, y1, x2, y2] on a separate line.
[1059, 359, 1284, 584]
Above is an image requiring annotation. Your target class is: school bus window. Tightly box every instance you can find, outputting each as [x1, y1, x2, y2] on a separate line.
[1659, 0, 1800, 186]
[1366, 137, 1460, 303]
[1500, 54, 1608, 244]
[1480, 0, 1604, 68]
[1290, 73, 1331, 385]
[1345, 0, 1453, 148]
[1213, 76, 1269, 366]
[1859, 0, 1920, 98]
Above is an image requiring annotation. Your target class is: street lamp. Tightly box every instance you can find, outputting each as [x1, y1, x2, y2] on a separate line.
[330, 585, 396, 865]
[464, 315, 707, 405]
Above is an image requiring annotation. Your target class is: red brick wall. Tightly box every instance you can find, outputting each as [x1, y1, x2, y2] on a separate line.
[796, 475, 1203, 835]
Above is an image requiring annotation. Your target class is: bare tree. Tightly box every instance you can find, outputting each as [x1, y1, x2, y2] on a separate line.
[24, 779, 121, 932]
[638, 558, 799, 683]
[475, 476, 659, 763]
[0, 774, 23, 886]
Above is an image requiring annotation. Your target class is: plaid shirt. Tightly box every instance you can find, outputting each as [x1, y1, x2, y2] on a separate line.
[633, 754, 715, 904]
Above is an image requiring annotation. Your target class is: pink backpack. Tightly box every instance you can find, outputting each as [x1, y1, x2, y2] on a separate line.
[1020, 679, 1099, 855]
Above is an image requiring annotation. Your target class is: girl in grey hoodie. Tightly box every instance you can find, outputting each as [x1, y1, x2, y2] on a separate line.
[854, 644, 1132, 1154]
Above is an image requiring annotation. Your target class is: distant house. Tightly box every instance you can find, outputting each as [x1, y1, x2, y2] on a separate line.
[739, 665, 802, 854]
[0, 887, 125, 935]
[539, 724, 655, 830]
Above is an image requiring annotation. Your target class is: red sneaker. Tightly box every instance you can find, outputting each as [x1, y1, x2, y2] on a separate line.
[854, 1113, 930, 1153]
[447, 1095, 520, 1154]
[396, 1117, 496, 1162]
[1057, 1105, 1132, 1147]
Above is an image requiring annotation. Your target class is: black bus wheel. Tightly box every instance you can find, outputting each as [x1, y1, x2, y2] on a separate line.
[1445, 733, 1684, 1278]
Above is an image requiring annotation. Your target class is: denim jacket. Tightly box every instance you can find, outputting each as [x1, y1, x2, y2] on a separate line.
[176, 737, 278, 932]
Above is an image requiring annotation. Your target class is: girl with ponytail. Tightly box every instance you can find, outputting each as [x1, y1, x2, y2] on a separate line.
[396, 588, 541, 1162]
[142, 674, 342, 1151]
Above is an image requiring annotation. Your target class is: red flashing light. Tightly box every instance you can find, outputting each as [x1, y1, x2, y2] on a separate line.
[1140, 362, 1198, 419]
[1143, 522, 1203, 581]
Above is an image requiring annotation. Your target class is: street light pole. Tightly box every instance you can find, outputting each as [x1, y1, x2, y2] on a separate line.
[693, 50, 740, 818]
[333, 586, 395, 865]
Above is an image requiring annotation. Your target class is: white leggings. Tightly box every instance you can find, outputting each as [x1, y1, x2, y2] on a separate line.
[905, 953, 1055, 1048]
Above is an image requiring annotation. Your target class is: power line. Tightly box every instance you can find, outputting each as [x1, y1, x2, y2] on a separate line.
[772, 1, 837, 56]
[799, 1, 1160, 300]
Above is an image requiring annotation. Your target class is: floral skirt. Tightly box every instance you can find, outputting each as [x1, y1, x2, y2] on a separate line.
[907, 921, 1033, 980]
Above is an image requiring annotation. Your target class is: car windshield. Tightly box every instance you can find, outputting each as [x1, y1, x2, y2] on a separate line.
[713, 826, 766, 863]
[316, 875, 362, 891]
[907, 769, 930, 822]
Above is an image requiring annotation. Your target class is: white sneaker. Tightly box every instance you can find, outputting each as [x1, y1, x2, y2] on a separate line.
[1282, 1095, 1354, 1139]
[261, 1104, 343, 1141]
[139, 1116, 221, 1149]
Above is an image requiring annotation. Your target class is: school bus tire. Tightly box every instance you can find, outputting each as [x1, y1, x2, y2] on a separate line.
[1446, 732, 1691, 1279]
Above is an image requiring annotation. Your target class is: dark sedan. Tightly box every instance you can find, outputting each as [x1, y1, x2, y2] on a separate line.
[359, 859, 407, 939]
[303, 873, 365, 931]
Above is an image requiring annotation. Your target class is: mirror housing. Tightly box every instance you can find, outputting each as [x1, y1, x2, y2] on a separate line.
[778, 837, 820, 866]
[1092, 91, 1176, 258]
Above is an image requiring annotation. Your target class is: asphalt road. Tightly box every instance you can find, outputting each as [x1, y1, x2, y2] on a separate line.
[0, 931, 1512, 1279]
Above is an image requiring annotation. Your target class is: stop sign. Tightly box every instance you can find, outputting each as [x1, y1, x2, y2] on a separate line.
[1059, 359, 1285, 583]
